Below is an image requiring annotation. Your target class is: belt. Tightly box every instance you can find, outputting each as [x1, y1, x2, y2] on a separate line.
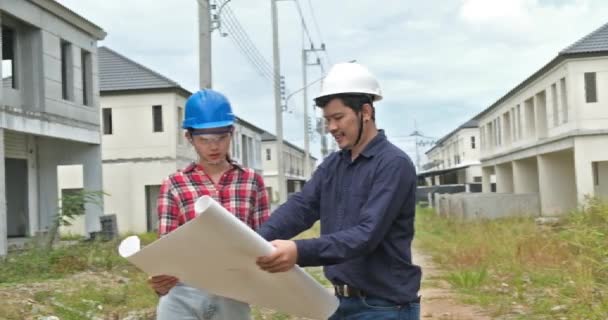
[333, 284, 422, 304]
[333, 284, 366, 297]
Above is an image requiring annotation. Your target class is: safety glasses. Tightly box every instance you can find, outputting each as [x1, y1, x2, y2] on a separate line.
[190, 132, 231, 145]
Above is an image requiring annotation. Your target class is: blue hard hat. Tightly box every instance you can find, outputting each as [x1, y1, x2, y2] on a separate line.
[182, 89, 235, 129]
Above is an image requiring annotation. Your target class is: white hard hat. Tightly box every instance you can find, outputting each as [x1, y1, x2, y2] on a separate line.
[315, 62, 382, 102]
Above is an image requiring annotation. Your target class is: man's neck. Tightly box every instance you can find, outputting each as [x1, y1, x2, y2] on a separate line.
[350, 128, 378, 160]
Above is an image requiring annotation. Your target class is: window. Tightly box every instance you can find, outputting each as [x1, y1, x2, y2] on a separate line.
[473, 176, 482, 183]
[81, 50, 92, 106]
[153, 105, 163, 132]
[61, 40, 73, 100]
[177, 107, 184, 145]
[2, 25, 17, 89]
[471, 136, 476, 149]
[551, 83, 558, 126]
[266, 148, 271, 160]
[584, 72, 597, 103]
[102, 108, 113, 135]
[560, 78, 568, 123]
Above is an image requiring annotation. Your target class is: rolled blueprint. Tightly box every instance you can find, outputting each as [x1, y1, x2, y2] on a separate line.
[118, 195, 338, 319]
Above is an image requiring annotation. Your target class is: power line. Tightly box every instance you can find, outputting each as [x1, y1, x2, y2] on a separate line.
[220, 4, 275, 81]
[305, 0, 331, 65]
[294, 0, 325, 69]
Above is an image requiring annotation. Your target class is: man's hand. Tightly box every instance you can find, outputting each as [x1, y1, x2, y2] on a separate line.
[256, 240, 298, 273]
[147, 275, 179, 296]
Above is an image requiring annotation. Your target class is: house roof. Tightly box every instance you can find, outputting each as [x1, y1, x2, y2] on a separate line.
[561, 22, 608, 54]
[425, 119, 479, 155]
[98, 46, 189, 94]
[473, 21, 608, 122]
[261, 132, 318, 160]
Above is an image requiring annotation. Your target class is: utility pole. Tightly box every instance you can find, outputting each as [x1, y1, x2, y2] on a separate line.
[271, 0, 286, 203]
[198, 0, 212, 89]
[301, 42, 325, 179]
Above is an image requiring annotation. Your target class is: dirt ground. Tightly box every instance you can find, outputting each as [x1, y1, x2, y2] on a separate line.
[414, 248, 493, 320]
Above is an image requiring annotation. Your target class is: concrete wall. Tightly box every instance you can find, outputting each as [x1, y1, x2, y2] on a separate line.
[59, 160, 178, 235]
[574, 135, 608, 203]
[538, 150, 577, 215]
[436, 193, 540, 219]
[568, 59, 608, 131]
[1, 1, 102, 134]
[100, 92, 182, 160]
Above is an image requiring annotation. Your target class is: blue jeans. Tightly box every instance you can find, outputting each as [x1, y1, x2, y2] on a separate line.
[328, 296, 420, 320]
[156, 283, 250, 320]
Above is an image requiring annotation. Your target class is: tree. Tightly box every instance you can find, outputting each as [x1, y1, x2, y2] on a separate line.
[41, 190, 105, 250]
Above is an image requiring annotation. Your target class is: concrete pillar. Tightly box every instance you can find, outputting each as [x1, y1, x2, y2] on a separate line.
[82, 145, 103, 234]
[538, 151, 576, 215]
[482, 166, 492, 193]
[496, 163, 514, 193]
[0, 129, 7, 257]
[512, 158, 539, 194]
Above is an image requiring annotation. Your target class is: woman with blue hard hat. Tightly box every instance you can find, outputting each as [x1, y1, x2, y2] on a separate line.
[148, 89, 270, 320]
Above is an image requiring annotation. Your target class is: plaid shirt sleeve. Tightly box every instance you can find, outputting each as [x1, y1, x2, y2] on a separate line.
[249, 172, 270, 231]
[157, 177, 180, 237]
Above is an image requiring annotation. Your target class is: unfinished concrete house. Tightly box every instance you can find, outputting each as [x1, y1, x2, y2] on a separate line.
[0, 0, 106, 256]
[438, 22, 608, 219]
[59, 47, 265, 235]
[417, 120, 482, 203]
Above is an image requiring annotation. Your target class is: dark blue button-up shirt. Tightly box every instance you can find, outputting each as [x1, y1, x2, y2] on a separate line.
[258, 130, 421, 304]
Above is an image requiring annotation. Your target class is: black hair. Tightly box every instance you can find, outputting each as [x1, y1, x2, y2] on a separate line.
[314, 93, 375, 121]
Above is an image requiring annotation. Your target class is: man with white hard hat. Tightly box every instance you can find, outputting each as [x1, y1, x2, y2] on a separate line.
[257, 62, 421, 319]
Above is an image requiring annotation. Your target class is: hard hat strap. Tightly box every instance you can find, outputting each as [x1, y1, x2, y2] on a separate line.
[354, 112, 364, 146]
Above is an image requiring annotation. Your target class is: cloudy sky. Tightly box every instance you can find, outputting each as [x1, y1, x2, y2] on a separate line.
[57, 0, 608, 164]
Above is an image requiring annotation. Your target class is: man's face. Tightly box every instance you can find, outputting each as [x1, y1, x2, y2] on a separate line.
[323, 98, 361, 150]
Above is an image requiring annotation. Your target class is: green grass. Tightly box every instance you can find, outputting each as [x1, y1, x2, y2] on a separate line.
[0, 227, 327, 320]
[415, 198, 608, 319]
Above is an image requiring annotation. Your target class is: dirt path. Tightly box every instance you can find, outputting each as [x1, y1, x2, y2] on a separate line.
[413, 248, 493, 320]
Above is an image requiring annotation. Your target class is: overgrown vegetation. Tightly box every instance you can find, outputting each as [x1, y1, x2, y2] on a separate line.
[0, 223, 325, 319]
[415, 198, 608, 319]
[42, 189, 106, 250]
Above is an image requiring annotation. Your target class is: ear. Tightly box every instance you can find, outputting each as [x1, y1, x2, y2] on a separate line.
[361, 103, 373, 122]
[185, 132, 193, 143]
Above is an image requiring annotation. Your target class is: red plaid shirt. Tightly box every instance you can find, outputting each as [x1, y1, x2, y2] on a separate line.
[157, 162, 270, 236]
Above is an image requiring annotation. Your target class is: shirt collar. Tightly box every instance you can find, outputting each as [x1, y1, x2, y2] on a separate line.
[182, 160, 244, 174]
[340, 129, 387, 160]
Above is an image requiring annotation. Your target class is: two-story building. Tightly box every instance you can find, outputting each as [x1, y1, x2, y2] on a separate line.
[59, 47, 264, 235]
[261, 132, 317, 205]
[419, 120, 481, 189]
[1, 0, 106, 255]
[478, 22, 608, 215]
